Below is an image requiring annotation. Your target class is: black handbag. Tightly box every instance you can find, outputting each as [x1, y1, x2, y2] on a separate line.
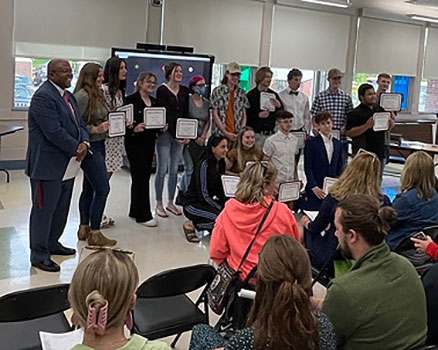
[207, 201, 274, 315]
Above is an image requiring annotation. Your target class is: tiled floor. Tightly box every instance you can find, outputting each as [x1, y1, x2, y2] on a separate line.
[0, 164, 403, 348]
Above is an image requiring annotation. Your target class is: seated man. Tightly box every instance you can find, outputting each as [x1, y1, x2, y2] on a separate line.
[322, 194, 427, 350]
[299, 111, 345, 211]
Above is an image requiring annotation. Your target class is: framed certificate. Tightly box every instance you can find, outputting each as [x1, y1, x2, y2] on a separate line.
[221, 175, 240, 197]
[323, 177, 337, 194]
[144, 107, 166, 129]
[331, 130, 340, 140]
[291, 131, 306, 149]
[380, 93, 402, 112]
[108, 112, 126, 137]
[116, 104, 134, 124]
[176, 118, 198, 139]
[373, 112, 390, 132]
[278, 182, 301, 202]
[260, 92, 276, 112]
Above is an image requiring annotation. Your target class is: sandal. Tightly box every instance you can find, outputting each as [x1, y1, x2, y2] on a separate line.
[166, 205, 182, 216]
[183, 221, 200, 243]
[156, 206, 168, 218]
[101, 215, 115, 229]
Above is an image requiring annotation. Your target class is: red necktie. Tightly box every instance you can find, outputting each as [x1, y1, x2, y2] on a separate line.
[63, 92, 77, 126]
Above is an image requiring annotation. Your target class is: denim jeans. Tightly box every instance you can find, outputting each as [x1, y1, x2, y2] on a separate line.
[179, 145, 194, 193]
[79, 140, 110, 230]
[154, 132, 184, 201]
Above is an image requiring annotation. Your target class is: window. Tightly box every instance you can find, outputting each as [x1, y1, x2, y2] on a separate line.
[419, 78, 438, 113]
[14, 57, 102, 110]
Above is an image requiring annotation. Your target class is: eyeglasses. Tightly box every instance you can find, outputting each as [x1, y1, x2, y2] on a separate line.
[195, 83, 206, 88]
[80, 246, 136, 262]
[356, 148, 378, 163]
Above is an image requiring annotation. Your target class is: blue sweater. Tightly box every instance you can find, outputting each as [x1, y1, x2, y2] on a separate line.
[388, 188, 438, 250]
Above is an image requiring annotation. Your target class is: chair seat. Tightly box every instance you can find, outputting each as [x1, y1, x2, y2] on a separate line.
[0, 312, 71, 350]
[133, 295, 206, 340]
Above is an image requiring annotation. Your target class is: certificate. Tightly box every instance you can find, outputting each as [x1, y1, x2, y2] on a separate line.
[108, 112, 125, 137]
[331, 130, 340, 140]
[221, 175, 240, 197]
[116, 104, 134, 124]
[62, 157, 81, 181]
[144, 107, 166, 129]
[278, 182, 301, 202]
[260, 92, 276, 112]
[373, 112, 390, 132]
[291, 132, 306, 149]
[323, 177, 337, 193]
[380, 93, 402, 112]
[176, 118, 198, 139]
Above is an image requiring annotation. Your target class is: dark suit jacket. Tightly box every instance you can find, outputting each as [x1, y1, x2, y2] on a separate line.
[302, 135, 345, 210]
[25, 81, 88, 180]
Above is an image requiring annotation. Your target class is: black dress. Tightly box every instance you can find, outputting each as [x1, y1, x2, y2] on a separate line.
[124, 92, 158, 223]
[183, 154, 226, 231]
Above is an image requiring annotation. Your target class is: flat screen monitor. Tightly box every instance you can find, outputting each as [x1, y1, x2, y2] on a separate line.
[112, 48, 215, 97]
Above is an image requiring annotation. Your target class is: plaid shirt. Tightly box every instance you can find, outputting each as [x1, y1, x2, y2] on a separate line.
[211, 84, 249, 135]
[311, 89, 353, 142]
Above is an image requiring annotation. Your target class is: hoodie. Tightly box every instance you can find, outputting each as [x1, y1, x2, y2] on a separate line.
[210, 197, 299, 280]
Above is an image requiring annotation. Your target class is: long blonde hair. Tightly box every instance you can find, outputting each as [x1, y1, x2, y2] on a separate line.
[68, 249, 139, 332]
[234, 127, 260, 171]
[329, 152, 382, 201]
[235, 161, 277, 206]
[400, 151, 435, 199]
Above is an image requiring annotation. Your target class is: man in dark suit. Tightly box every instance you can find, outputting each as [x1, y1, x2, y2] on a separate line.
[300, 111, 345, 211]
[26, 59, 89, 272]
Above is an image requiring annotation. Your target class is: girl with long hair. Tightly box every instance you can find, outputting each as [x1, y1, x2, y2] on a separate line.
[300, 151, 391, 271]
[155, 62, 190, 218]
[69, 248, 169, 350]
[226, 126, 263, 176]
[388, 151, 438, 249]
[182, 135, 228, 242]
[190, 235, 336, 350]
[74, 63, 116, 247]
[124, 72, 159, 227]
[101, 56, 128, 228]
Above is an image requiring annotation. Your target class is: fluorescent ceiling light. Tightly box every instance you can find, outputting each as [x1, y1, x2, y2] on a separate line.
[407, 14, 438, 23]
[301, 0, 350, 8]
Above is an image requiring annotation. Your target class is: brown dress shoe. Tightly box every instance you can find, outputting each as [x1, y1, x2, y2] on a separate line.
[88, 230, 117, 247]
[77, 225, 90, 241]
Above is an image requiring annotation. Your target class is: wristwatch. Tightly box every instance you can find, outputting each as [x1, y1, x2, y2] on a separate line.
[82, 141, 91, 148]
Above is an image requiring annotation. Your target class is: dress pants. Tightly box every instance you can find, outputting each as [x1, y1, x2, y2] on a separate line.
[125, 137, 155, 222]
[29, 178, 74, 263]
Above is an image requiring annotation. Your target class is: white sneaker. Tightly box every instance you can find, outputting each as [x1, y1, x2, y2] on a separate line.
[139, 219, 158, 227]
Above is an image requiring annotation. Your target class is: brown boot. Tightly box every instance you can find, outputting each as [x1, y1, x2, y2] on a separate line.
[88, 230, 117, 247]
[77, 225, 90, 241]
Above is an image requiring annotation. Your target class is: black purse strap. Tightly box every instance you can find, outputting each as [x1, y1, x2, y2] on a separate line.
[236, 200, 274, 273]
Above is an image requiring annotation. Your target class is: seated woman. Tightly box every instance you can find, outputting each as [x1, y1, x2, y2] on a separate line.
[300, 152, 390, 270]
[211, 161, 299, 281]
[387, 151, 438, 250]
[183, 135, 228, 243]
[69, 248, 169, 350]
[226, 127, 263, 176]
[190, 235, 336, 350]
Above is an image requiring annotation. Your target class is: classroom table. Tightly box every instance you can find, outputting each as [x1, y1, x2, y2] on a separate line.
[0, 125, 24, 183]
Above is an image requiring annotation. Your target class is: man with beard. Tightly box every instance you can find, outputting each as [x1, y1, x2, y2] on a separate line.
[322, 195, 427, 350]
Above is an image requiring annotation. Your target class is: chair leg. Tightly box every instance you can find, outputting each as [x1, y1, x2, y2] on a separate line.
[170, 332, 183, 348]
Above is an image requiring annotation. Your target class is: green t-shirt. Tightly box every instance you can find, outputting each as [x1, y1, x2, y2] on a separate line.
[71, 334, 170, 350]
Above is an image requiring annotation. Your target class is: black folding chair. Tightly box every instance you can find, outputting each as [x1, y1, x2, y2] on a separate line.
[0, 283, 71, 350]
[132, 264, 216, 348]
[408, 345, 438, 350]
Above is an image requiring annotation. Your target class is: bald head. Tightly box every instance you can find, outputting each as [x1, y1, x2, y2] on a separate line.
[48, 59, 73, 90]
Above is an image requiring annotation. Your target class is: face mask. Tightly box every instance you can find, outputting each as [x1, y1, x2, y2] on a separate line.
[194, 85, 206, 96]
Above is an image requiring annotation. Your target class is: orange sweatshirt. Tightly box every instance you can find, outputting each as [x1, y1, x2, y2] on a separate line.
[210, 197, 299, 280]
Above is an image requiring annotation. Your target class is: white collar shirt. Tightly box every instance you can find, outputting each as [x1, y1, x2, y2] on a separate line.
[49, 80, 65, 97]
[263, 130, 299, 184]
[320, 133, 334, 163]
[278, 87, 311, 133]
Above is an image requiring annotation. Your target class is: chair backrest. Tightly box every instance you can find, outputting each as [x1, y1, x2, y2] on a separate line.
[0, 284, 70, 322]
[136, 264, 216, 298]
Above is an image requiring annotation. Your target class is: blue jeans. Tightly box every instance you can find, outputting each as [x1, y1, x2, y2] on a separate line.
[154, 132, 184, 201]
[79, 141, 110, 230]
[179, 145, 194, 193]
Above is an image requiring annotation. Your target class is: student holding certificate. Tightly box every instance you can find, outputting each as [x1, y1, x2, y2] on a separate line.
[74, 63, 116, 247]
[182, 135, 228, 243]
[124, 72, 159, 227]
[155, 63, 190, 218]
[346, 83, 395, 174]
